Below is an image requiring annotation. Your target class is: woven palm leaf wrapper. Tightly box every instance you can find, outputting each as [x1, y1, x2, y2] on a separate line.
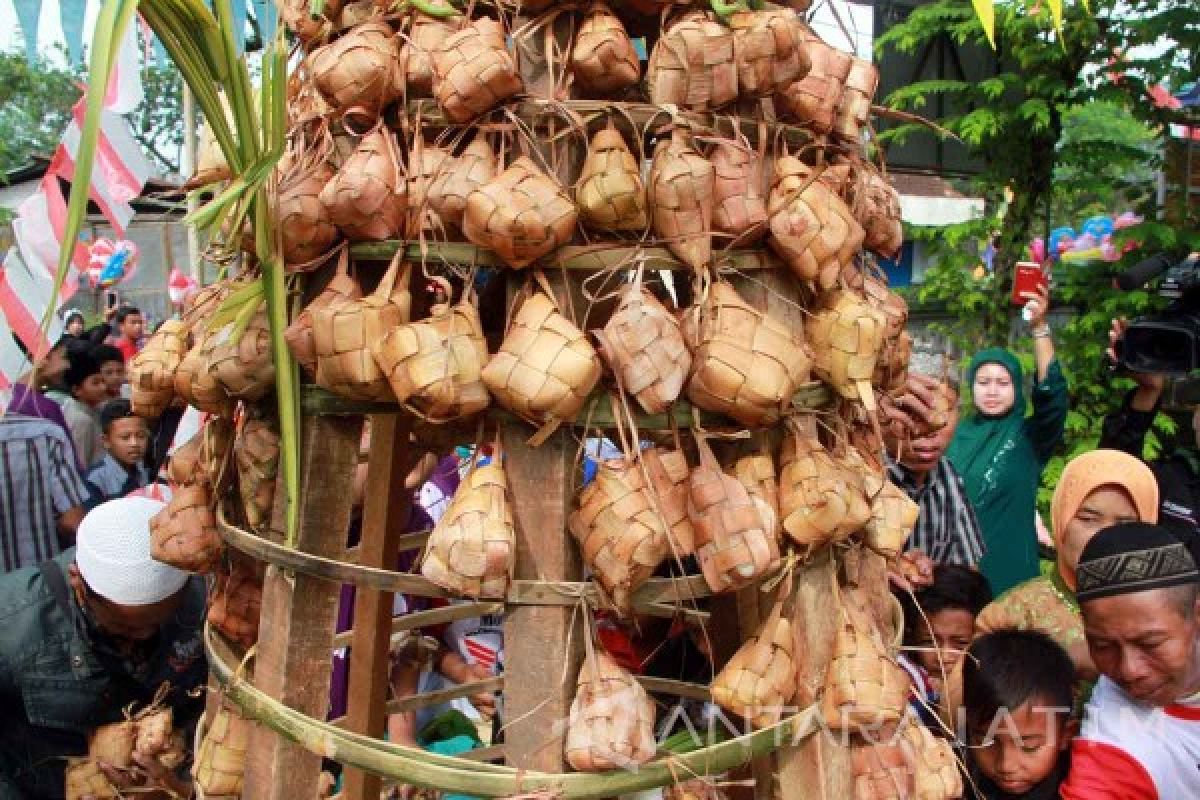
[481, 280, 602, 441]
[854, 274, 910, 393]
[767, 158, 865, 291]
[568, 450, 670, 612]
[285, 251, 363, 378]
[835, 56, 879, 141]
[901, 722, 963, 800]
[729, 9, 810, 98]
[209, 551, 264, 649]
[778, 415, 870, 554]
[427, 136, 497, 232]
[175, 331, 235, 418]
[310, 21, 399, 118]
[851, 737, 911, 800]
[406, 135, 454, 233]
[711, 589, 796, 728]
[420, 445, 515, 599]
[594, 267, 690, 414]
[710, 136, 768, 247]
[809, 288, 887, 410]
[181, 281, 229, 344]
[150, 482, 222, 574]
[688, 434, 779, 593]
[312, 252, 411, 401]
[205, 306, 276, 402]
[859, 172, 904, 260]
[234, 412, 280, 531]
[319, 125, 407, 241]
[404, 10, 457, 98]
[194, 703, 253, 798]
[643, 445, 695, 556]
[89, 719, 135, 769]
[570, 4, 640, 95]
[728, 445, 780, 539]
[683, 279, 812, 428]
[371, 280, 490, 422]
[280, 0, 338, 45]
[432, 17, 523, 123]
[129, 319, 188, 419]
[167, 418, 234, 488]
[278, 142, 340, 269]
[776, 31, 853, 133]
[649, 127, 715, 272]
[565, 647, 657, 771]
[65, 758, 118, 800]
[864, 481, 918, 561]
[577, 126, 649, 233]
[647, 12, 736, 112]
[463, 156, 578, 269]
[822, 602, 908, 734]
[665, 780, 730, 800]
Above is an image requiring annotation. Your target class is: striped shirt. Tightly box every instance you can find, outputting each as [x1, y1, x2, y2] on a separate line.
[0, 414, 89, 573]
[888, 457, 985, 567]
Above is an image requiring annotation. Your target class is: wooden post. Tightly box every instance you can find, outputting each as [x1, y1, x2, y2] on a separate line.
[242, 414, 365, 800]
[342, 414, 415, 800]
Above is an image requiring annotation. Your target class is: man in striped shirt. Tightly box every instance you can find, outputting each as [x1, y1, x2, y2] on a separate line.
[0, 413, 88, 573]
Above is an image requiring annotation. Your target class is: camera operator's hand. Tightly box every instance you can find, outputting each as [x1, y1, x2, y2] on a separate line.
[1108, 317, 1165, 411]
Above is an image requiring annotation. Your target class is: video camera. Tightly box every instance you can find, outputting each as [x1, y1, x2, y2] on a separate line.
[1115, 252, 1200, 375]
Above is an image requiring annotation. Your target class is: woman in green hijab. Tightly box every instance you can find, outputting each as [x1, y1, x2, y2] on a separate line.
[946, 286, 1068, 595]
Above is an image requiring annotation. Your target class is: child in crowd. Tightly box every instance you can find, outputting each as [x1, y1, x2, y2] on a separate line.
[90, 344, 127, 400]
[113, 305, 145, 361]
[85, 399, 150, 507]
[898, 564, 992, 724]
[60, 351, 109, 469]
[963, 630, 1074, 799]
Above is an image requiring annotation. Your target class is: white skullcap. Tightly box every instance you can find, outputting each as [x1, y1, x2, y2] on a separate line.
[75, 497, 189, 605]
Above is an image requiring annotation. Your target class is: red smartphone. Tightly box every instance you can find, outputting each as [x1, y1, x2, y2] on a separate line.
[1011, 262, 1048, 306]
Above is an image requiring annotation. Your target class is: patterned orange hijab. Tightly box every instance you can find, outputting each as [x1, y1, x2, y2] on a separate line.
[1051, 449, 1159, 591]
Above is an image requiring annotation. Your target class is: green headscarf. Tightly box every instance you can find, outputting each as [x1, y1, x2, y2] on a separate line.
[945, 347, 1026, 507]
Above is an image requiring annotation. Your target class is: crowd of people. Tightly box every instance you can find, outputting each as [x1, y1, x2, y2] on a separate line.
[3, 284, 1200, 799]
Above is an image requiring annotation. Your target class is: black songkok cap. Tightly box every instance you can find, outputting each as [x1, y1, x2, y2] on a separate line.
[1076, 522, 1200, 603]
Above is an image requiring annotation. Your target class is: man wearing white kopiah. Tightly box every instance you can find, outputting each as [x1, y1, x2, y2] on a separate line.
[0, 497, 206, 799]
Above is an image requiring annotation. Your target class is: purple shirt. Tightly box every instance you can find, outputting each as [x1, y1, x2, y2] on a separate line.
[7, 384, 82, 470]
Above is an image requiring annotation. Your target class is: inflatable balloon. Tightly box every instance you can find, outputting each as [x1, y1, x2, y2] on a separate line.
[168, 267, 198, 306]
[1049, 227, 1075, 259]
[1029, 237, 1046, 263]
[1113, 211, 1142, 229]
[1081, 215, 1114, 239]
[86, 238, 140, 288]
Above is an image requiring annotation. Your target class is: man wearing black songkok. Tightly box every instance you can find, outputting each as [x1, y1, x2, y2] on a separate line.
[1060, 522, 1200, 798]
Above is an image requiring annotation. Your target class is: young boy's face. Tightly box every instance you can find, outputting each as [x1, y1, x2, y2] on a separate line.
[100, 360, 125, 398]
[104, 417, 149, 466]
[912, 607, 975, 680]
[73, 374, 110, 408]
[970, 699, 1069, 795]
[120, 313, 144, 341]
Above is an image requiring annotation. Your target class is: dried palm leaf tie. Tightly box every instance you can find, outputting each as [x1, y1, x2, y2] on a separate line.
[201, 417, 237, 490]
[278, 137, 340, 269]
[570, 3, 640, 95]
[208, 552, 264, 648]
[643, 444, 695, 556]
[234, 412, 280, 531]
[432, 17, 523, 123]
[767, 157, 865, 291]
[688, 433, 779, 593]
[729, 9, 810, 98]
[193, 703, 253, 798]
[310, 21, 399, 117]
[649, 126, 715, 272]
[284, 249, 363, 378]
[594, 264, 691, 414]
[822, 602, 908, 734]
[150, 482, 222, 574]
[427, 135, 497, 232]
[66, 758, 118, 799]
[481, 275, 602, 442]
[565, 643, 657, 771]
[775, 31, 853, 133]
[129, 319, 187, 419]
[858, 172, 904, 260]
[420, 441, 515, 599]
[647, 12, 737, 112]
[206, 306, 276, 402]
[404, 10, 458, 98]
[708, 134, 768, 247]
[711, 582, 796, 728]
[312, 252, 412, 401]
[851, 737, 911, 800]
[318, 122, 407, 241]
[901, 722, 963, 800]
[371, 278, 490, 422]
[463, 155, 578, 269]
[864, 481, 918, 561]
[778, 415, 869, 554]
[835, 56, 879, 141]
[577, 125, 649, 233]
[728, 444, 780, 539]
[683, 279, 812, 428]
[808, 288, 886, 410]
